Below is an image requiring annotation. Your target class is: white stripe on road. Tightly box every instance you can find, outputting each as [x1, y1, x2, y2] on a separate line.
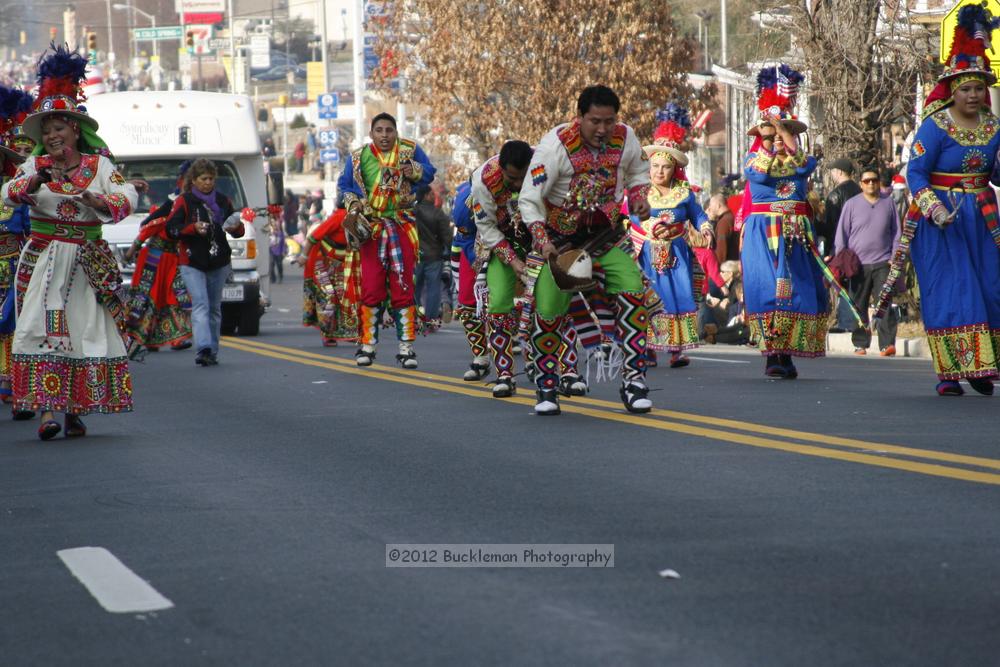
[685, 356, 751, 364]
[57, 547, 174, 613]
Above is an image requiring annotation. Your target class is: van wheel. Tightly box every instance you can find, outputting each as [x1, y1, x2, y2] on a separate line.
[221, 305, 238, 336]
[238, 303, 260, 336]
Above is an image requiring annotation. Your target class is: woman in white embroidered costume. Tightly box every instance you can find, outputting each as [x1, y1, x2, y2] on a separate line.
[2, 46, 137, 440]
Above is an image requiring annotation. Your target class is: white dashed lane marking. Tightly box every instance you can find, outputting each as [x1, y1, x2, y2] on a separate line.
[57, 547, 174, 614]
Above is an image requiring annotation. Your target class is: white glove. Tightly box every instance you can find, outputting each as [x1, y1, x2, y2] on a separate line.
[931, 206, 951, 229]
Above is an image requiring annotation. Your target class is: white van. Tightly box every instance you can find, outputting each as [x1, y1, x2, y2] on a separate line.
[86, 91, 282, 336]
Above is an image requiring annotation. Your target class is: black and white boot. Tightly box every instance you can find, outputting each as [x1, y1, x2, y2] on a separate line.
[620, 380, 652, 414]
[464, 355, 491, 381]
[535, 388, 561, 416]
[492, 375, 516, 398]
[396, 342, 418, 369]
[355, 345, 376, 367]
[558, 373, 589, 397]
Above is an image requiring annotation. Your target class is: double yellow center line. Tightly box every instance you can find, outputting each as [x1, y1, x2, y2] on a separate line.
[222, 336, 1000, 486]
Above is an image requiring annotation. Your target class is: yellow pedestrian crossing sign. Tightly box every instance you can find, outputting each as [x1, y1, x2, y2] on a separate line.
[940, 0, 1000, 83]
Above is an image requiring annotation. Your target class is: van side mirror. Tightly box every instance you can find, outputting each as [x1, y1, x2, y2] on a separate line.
[266, 171, 284, 205]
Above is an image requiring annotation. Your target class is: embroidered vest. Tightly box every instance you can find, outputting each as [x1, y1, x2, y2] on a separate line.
[545, 122, 627, 237]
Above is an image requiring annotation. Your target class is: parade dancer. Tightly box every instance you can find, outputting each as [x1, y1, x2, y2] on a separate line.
[3, 46, 137, 439]
[630, 105, 713, 369]
[740, 65, 852, 379]
[450, 180, 491, 381]
[470, 140, 534, 398]
[897, 5, 1000, 396]
[519, 85, 653, 415]
[337, 112, 435, 368]
[297, 208, 361, 345]
[0, 85, 35, 420]
[123, 161, 193, 353]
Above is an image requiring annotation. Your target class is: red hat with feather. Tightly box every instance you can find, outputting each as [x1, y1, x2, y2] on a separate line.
[20, 44, 99, 144]
[922, 3, 1000, 119]
[643, 103, 690, 167]
[748, 63, 807, 136]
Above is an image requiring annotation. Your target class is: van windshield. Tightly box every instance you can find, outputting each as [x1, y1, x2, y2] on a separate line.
[114, 159, 247, 214]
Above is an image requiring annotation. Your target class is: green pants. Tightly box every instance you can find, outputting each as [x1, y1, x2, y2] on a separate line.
[486, 254, 517, 315]
[533, 246, 643, 319]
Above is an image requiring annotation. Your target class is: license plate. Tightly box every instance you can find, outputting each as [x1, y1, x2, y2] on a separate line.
[222, 285, 245, 301]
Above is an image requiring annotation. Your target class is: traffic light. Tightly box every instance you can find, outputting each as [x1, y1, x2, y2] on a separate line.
[49, 27, 58, 41]
[186, 31, 194, 49]
[87, 32, 97, 52]
[19, 31, 26, 46]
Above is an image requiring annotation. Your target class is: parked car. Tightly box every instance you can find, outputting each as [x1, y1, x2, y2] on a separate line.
[251, 64, 306, 81]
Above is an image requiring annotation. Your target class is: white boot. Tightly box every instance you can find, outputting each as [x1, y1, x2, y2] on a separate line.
[463, 355, 490, 381]
[355, 344, 376, 367]
[620, 380, 652, 414]
[397, 342, 418, 369]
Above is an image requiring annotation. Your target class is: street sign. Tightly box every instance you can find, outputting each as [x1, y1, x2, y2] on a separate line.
[940, 0, 1000, 83]
[250, 34, 270, 69]
[319, 128, 339, 146]
[208, 37, 243, 51]
[320, 148, 340, 164]
[318, 93, 339, 120]
[365, 1, 390, 17]
[186, 24, 213, 55]
[134, 26, 184, 41]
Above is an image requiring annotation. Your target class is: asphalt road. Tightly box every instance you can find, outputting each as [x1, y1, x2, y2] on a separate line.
[2, 265, 998, 666]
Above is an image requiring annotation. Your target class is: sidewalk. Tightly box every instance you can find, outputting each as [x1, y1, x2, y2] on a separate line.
[825, 332, 929, 359]
[284, 172, 325, 194]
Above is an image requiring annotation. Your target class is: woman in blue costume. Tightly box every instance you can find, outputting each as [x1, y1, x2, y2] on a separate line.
[903, 4, 1000, 396]
[740, 65, 838, 379]
[630, 106, 712, 368]
[0, 85, 36, 420]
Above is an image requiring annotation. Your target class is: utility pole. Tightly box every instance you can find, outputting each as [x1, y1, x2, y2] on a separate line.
[319, 0, 330, 94]
[228, 0, 235, 93]
[351, 0, 365, 149]
[720, 0, 727, 67]
[105, 0, 115, 65]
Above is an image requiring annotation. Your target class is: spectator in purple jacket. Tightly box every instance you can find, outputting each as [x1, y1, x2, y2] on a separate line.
[834, 166, 902, 356]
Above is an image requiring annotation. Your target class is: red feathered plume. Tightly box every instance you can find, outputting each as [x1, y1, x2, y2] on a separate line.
[757, 89, 789, 113]
[33, 44, 89, 110]
[653, 120, 685, 147]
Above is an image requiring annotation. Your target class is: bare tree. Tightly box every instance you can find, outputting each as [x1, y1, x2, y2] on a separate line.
[370, 0, 716, 184]
[787, 0, 936, 165]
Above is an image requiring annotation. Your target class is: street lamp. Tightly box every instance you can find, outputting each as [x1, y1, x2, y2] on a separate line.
[695, 10, 713, 72]
[104, 0, 115, 65]
[112, 3, 157, 60]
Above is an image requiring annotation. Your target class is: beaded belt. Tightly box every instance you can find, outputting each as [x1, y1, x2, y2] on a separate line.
[146, 236, 176, 251]
[30, 218, 102, 244]
[749, 201, 811, 216]
[929, 172, 989, 192]
[0, 234, 20, 256]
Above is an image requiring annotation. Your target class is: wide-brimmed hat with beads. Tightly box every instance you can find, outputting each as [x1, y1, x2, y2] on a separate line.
[0, 85, 35, 163]
[20, 44, 99, 145]
[643, 103, 690, 167]
[923, 4, 1000, 119]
